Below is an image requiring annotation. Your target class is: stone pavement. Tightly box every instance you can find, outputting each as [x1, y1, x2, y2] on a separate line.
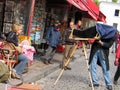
[34, 48, 120, 90]
[22, 48, 85, 83]
[0, 46, 119, 90]
[0, 48, 73, 89]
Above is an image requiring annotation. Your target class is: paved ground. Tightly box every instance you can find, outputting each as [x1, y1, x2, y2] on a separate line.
[0, 47, 120, 90]
[34, 48, 120, 90]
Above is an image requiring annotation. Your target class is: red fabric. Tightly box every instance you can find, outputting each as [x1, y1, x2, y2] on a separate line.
[0, 41, 4, 48]
[67, 0, 87, 11]
[89, 39, 95, 44]
[56, 45, 65, 52]
[67, 0, 106, 22]
[114, 60, 120, 66]
[0, 53, 2, 60]
[115, 43, 120, 66]
[116, 43, 120, 59]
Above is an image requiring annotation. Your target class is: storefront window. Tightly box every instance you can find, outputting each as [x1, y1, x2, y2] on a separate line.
[31, 0, 46, 44]
[1, 0, 33, 36]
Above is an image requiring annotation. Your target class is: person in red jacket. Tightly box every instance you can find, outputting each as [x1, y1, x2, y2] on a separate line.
[114, 41, 120, 85]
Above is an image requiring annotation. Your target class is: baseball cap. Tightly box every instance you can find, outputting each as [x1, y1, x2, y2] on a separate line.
[55, 20, 60, 25]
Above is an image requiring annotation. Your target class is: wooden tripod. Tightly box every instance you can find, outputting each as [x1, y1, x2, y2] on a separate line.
[53, 38, 98, 90]
[54, 44, 77, 85]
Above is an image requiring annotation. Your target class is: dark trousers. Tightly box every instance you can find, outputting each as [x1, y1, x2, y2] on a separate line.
[44, 46, 56, 62]
[114, 66, 120, 81]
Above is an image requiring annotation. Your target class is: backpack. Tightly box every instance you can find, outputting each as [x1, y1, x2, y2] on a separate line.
[0, 61, 9, 83]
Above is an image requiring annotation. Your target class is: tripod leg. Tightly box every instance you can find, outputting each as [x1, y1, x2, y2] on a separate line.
[82, 41, 94, 90]
[82, 41, 88, 59]
[54, 45, 77, 85]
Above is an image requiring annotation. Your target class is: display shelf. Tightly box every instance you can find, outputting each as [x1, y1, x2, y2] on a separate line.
[31, 0, 46, 44]
[2, 0, 27, 33]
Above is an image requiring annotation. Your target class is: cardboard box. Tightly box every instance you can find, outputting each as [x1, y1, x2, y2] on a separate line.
[9, 83, 43, 90]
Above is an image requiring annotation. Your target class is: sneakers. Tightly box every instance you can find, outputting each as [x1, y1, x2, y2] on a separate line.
[8, 78, 23, 86]
[44, 61, 49, 65]
[106, 85, 112, 90]
[48, 61, 54, 64]
[113, 81, 118, 85]
[22, 68, 28, 74]
[62, 66, 71, 70]
[11, 69, 22, 79]
[44, 61, 54, 65]
[65, 67, 71, 70]
[89, 84, 99, 87]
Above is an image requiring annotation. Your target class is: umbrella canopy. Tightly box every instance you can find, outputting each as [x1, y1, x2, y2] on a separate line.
[67, 0, 106, 22]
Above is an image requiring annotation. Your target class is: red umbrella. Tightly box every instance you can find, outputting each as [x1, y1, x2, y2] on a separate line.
[67, 0, 106, 22]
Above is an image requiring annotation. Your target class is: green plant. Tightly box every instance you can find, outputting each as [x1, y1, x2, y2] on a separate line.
[112, 0, 118, 2]
[94, 0, 100, 5]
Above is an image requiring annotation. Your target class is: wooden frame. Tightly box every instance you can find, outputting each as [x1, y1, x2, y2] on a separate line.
[3, 23, 12, 33]
[4, 12, 13, 23]
[5, 1, 14, 12]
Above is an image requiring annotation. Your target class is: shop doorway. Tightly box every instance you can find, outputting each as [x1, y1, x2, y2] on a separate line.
[75, 11, 82, 24]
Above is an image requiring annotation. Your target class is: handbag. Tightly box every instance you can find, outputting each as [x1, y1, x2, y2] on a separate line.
[0, 61, 9, 83]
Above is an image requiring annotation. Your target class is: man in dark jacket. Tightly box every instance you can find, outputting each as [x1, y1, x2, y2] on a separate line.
[61, 21, 77, 70]
[43, 21, 61, 65]
[89, 37, 115, 90]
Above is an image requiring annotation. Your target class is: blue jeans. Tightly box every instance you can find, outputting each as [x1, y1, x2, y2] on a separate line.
[90, 50, 112, 86]
[14, 54, 28, 75]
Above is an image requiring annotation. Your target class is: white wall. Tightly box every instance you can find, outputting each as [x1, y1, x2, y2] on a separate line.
[99, 0, 120, 3]
[99, 0, 112, 2]
[99, 2, 120, 31]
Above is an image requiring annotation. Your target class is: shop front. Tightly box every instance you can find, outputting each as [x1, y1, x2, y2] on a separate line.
[31, 0, 70, 52]
[0, 0, 35, 36]
[0, 0, 105, 52]
[0, 0, 70, 53]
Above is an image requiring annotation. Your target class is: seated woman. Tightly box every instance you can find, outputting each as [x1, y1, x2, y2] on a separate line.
[6, 24, 28, 79]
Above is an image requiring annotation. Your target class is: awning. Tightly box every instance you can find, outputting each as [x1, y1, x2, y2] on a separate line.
[67, 0, 106, 22]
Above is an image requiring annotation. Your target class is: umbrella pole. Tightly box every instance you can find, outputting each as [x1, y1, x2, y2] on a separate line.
[82, 41, 94, 90]
[54, 45, 77, 85]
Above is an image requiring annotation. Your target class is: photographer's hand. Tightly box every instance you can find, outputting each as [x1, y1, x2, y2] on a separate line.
[97, 40, 103, 45]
